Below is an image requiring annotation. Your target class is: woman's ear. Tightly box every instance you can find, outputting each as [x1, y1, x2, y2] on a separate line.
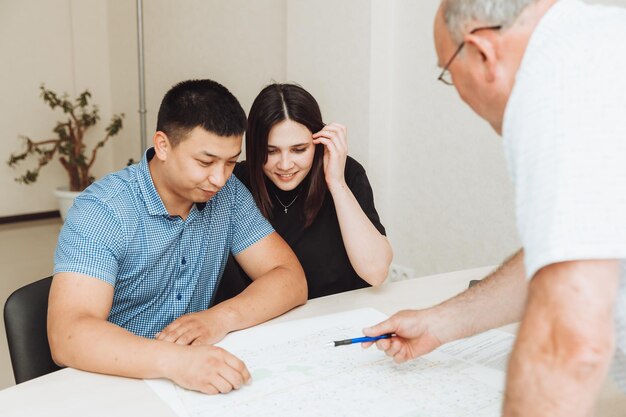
[464, 32, 499, 83]
[153, 131, 170, 161]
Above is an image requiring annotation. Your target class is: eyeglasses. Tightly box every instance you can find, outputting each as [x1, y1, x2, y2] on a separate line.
[437, 25, 502, 86]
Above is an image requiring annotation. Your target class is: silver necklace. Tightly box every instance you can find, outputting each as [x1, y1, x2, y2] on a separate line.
[274, 193, 299, 214]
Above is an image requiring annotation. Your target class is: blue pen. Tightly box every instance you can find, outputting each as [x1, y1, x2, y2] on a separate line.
[325, 333, 394, 347]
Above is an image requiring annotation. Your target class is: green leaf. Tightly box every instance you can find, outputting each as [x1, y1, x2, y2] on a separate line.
[76, 90, 92, 108]
[10, 85, 124, 186]
[40, 85, 61, 109]
[106, 113, 125, 136]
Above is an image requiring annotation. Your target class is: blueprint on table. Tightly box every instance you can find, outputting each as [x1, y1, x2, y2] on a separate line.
[146, 308, 514, 417]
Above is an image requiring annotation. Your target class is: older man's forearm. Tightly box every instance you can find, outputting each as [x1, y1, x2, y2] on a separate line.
[503, 260, 618, 416]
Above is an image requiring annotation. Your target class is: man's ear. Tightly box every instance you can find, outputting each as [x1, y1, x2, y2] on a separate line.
[153, 131, 170, 161]
[464, 33, 499, 83]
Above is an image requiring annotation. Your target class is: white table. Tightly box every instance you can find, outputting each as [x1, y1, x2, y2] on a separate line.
[1, 266, 625, 416]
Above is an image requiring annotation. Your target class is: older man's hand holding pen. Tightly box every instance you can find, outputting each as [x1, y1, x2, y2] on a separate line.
[360, 309, 445, 363]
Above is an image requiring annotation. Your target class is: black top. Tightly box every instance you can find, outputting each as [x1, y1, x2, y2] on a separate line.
[213, 156, 386, 302]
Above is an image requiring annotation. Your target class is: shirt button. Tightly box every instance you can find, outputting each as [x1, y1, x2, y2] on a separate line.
[181, 257, 186, 265]
[176, 293, 182, 301]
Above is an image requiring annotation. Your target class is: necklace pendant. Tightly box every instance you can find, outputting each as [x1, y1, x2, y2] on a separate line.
[274, 192, 299, 214]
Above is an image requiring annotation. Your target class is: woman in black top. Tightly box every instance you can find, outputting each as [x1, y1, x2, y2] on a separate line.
[215, 83, 392, 300]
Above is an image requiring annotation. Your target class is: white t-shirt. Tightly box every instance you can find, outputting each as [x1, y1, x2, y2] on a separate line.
[502, 0, 626, 391]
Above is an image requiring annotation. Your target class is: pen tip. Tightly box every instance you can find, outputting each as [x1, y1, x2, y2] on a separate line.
[324, 342, 334, 348]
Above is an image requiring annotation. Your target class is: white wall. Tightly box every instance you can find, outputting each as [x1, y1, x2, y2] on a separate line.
[107, 0, 142, 169]
[286, 0, 626, 277]
[386, 0, 520, 275]
[2, 0, 287, 217]
[286, 0, 519, 276]
[286, 0, 371, 166]
[589, 0, 626, 5]
[0, 0, 114, 217]
[108, 0, 288, 168]
[4, 0, 625, 271]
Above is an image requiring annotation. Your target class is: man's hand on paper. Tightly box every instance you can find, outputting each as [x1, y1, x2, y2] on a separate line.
[167, 344, 251, 394]
[361, 309, 444, 363]
[156, 310, 227, 346]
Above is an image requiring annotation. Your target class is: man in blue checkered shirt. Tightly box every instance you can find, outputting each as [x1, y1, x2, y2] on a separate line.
[48, 79, 307, 394]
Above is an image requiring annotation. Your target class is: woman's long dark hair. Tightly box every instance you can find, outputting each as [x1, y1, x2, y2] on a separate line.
[246, 83, 326, 228]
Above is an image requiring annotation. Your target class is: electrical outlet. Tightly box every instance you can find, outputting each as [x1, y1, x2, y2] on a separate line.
[388, 263, 414, 282]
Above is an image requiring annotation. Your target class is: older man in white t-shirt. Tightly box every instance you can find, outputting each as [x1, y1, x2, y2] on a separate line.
[363, 0, 626, 416]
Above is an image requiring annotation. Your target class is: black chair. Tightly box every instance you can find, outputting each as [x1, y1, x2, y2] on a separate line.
[4, 276, 62, 383]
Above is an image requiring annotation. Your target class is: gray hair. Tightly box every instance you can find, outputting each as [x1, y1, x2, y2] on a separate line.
[442, 0, 542, 43]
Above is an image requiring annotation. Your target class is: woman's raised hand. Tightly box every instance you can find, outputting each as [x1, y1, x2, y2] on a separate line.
[312, 122, 348, 189]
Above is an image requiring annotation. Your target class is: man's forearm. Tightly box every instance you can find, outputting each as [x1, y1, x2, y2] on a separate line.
[212, 264, 307, 333]
[503, 260, 618, 417]
[429, 250, 528, 344]
[49, 316, 183, 379]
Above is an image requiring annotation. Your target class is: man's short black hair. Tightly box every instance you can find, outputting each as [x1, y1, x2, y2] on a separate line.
[156, 79, 247, 146]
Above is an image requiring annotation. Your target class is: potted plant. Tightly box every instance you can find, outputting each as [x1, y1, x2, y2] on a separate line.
[7, 85, 124, 219]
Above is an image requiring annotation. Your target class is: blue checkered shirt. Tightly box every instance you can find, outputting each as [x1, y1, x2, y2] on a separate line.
[54, 148, 274, 338]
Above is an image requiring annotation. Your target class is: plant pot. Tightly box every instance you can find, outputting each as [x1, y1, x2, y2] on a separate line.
[53, 187, 82, 221]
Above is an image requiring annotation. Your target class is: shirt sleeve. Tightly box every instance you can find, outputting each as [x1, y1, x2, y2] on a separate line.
[504, 45, 626, 279]
[228, 175, 275, 255]
[54, 195, 125, 285]
[345, 157, 386, 236]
